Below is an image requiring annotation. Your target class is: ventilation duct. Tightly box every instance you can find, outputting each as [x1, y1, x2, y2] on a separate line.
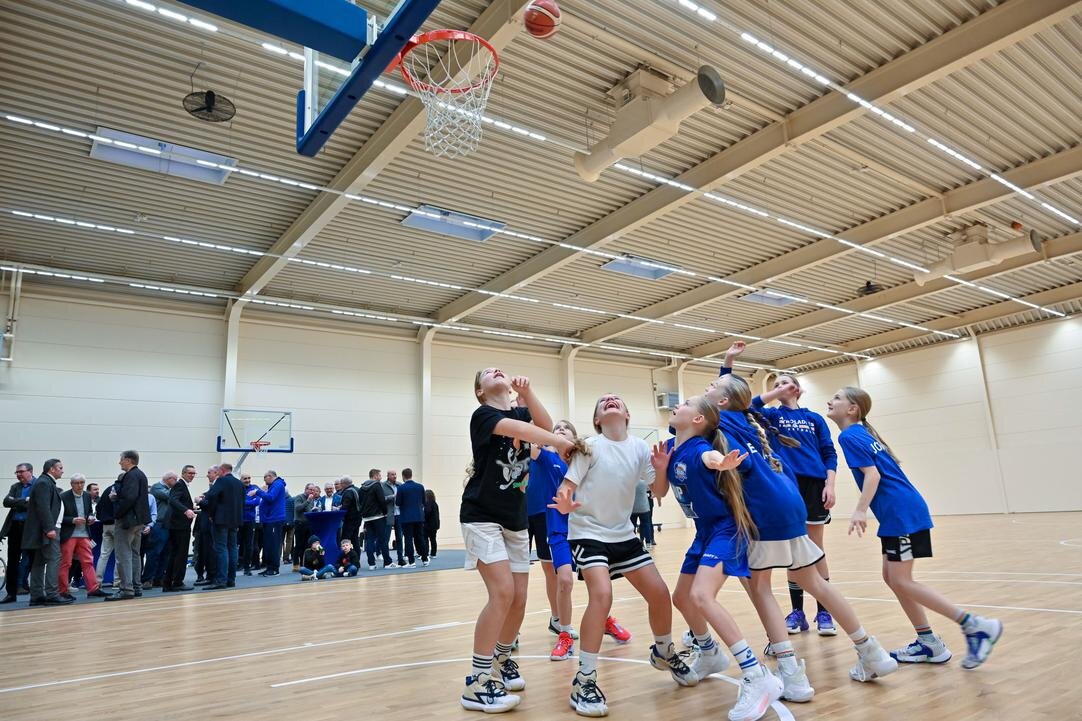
[574, 66, 726, 182]
[915, 224, 1042, 286]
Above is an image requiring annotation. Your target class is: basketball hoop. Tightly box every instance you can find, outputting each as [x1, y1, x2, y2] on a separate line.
[394, 29, 499, 158]
[250, 440, 271, 454]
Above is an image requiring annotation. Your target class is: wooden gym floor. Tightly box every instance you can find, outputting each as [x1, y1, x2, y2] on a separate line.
[1, 512, 1080, 720]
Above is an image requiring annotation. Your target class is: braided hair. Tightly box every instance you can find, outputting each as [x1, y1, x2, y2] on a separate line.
[707, 374, 799, 474]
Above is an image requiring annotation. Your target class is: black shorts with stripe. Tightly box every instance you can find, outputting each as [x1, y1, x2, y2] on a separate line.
[880, 529, 933, 562]
[796, 474, 831, 525]
[569, 537, 654, 581]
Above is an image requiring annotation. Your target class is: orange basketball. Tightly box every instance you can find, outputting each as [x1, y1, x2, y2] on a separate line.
[524, 0, 561, 39]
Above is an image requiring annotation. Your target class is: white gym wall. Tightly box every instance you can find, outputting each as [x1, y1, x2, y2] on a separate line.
[2, 288, 1080, 546]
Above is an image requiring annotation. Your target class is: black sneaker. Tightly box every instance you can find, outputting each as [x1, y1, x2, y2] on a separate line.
[649, 643, 699, 687]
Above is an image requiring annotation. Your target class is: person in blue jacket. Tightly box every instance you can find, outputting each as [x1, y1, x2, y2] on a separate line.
[722, 340, 840, 636]
[248, 470, 287, 577]
[826, 386, 1002, 671]
[395, 469, 428, 568]
[240, 472, 261, 575]
[704, 373, 897, 698]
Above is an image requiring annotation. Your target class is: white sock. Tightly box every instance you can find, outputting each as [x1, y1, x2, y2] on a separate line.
[579, 650, 598, 675]
[730, 639, 760, 675]
[848, 626, 869, 645]
[560, 623, 573, 633]
[694, 632, 717, 653]
[770, 640, 798, 673]
[654, 634, 673, 654]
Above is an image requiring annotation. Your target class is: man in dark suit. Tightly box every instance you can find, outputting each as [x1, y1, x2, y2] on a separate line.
[163, 468, 196, 592]
[23, 459, 71, 606]
[1, 462, 36, 603]
[106, 450, 151, 601]
[395, 468, 429, 568]
[198, 462, 244, 590]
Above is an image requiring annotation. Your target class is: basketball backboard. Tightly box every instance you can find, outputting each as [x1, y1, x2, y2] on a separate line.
[218, 408, 294, 453]
[176, 0, 439, 156]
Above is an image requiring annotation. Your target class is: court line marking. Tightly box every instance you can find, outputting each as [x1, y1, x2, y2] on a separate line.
[268, 654, 796, 721]
[833, 569, 1082, 578]
[829, 578, 1082, 587]
[0, 596, 639, 694]
[1060, 538, 1082, 548]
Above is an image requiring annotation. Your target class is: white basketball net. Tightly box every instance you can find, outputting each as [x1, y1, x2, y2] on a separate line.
[400, 33, 498, 159]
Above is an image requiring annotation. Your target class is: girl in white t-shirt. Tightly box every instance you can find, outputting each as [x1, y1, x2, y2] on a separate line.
[551, 394, 741, 717]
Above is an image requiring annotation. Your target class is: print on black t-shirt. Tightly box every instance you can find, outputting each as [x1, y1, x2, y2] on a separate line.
[460, 404, 533, 531]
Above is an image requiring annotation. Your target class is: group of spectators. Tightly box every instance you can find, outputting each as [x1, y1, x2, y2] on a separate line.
[1, 455, 441, 605]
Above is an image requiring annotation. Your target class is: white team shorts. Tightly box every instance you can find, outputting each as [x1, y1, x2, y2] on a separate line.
[462, 522, 531, 574]
[747, 535, 824, 571]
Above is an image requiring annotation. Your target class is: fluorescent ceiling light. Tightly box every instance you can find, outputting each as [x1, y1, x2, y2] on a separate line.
[602, 255, 676, 281]
[401, 205, 506, 242]
[89, 127, 237, 185]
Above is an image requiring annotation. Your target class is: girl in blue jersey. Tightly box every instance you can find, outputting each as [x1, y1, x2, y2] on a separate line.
[654, 395, 782, 721]
[722, 341, 839, 636]
[705, 374, 898, 695]
[528, 420, 584, 661]
[826, 386, 1003, 670]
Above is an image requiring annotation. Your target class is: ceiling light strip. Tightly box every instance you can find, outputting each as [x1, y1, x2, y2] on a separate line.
[3, 115, 1012, 342]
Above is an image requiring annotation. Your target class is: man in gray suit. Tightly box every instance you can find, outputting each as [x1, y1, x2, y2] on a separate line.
[23, 458, 71, 606]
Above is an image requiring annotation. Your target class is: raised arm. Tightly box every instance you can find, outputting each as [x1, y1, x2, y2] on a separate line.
[719, 340, 746, 375]
[511, 376, 553, 432]
[492, 418, 572, 458]
[650, 442, 671, 499]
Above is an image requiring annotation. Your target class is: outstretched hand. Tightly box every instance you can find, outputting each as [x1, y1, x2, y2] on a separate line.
[650, 442, 672, 474]
[726, 340, 746, 357]
[548, 486, 581, 514]
[703, 449, 748, 471]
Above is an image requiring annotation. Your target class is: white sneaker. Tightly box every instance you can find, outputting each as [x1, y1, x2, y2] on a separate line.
[728, 665, 783, 721]
[406, 562, 417, 568]
[569, 670, 608, 717]
[690, 647, 730, 679]
[776, 659, 814, 702]
[300, 574, 313, 582]
[961, 616, 1003, 669]
[890, 634, 952, 664]
[461, 672, 520, 713]
[494, 654, 526, 691]
[681, 629, 699, 650]
[387, 563, 399, 569]
[422, 560, 430, 567]
[849, 637, 899, 682]
[368, 565, 376, 571]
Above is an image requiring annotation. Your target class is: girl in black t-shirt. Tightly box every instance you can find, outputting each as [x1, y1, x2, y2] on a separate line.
[459, 367, 575, 714]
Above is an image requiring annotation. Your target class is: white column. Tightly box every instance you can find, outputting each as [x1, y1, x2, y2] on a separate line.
[559, 344, 579, 421]
[419, 327, 437, 480]
[970, 333, 1010, 513]
[676, 359, 693, 402]
[223, 300, 244, 408]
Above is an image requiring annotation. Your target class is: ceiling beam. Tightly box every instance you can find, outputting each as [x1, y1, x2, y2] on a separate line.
[236, 0, 529, 298]
[433, 0, 1079, 324]
[781, 281, 1082, 368]
[686, 231, 1082, 358]
[581, 144, 1082, 343]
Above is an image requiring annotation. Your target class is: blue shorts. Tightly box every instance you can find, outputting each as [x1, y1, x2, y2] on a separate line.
[548, 532, 575, 571]
[680, 523, 750, 578]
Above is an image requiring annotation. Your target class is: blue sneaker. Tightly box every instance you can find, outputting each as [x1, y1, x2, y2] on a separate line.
[815, 611, 837, 636]
[961, 616, 1002, 669]
[890, 635, 952, 664]
[785, 609, 809, 634]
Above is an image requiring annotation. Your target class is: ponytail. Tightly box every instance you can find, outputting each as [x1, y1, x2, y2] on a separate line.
[743, 410, 787, 475]
[862, 420, 901, 464]
[554, 420, 590, 459]
[748, 408, 800, 448]
[708, 427, 756, 542]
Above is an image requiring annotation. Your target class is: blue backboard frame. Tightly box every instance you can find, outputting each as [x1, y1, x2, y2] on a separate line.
[295, 0, 441, 156]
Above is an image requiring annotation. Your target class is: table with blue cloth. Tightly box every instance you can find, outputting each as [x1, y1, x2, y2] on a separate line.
[304, 510, 346, 567]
